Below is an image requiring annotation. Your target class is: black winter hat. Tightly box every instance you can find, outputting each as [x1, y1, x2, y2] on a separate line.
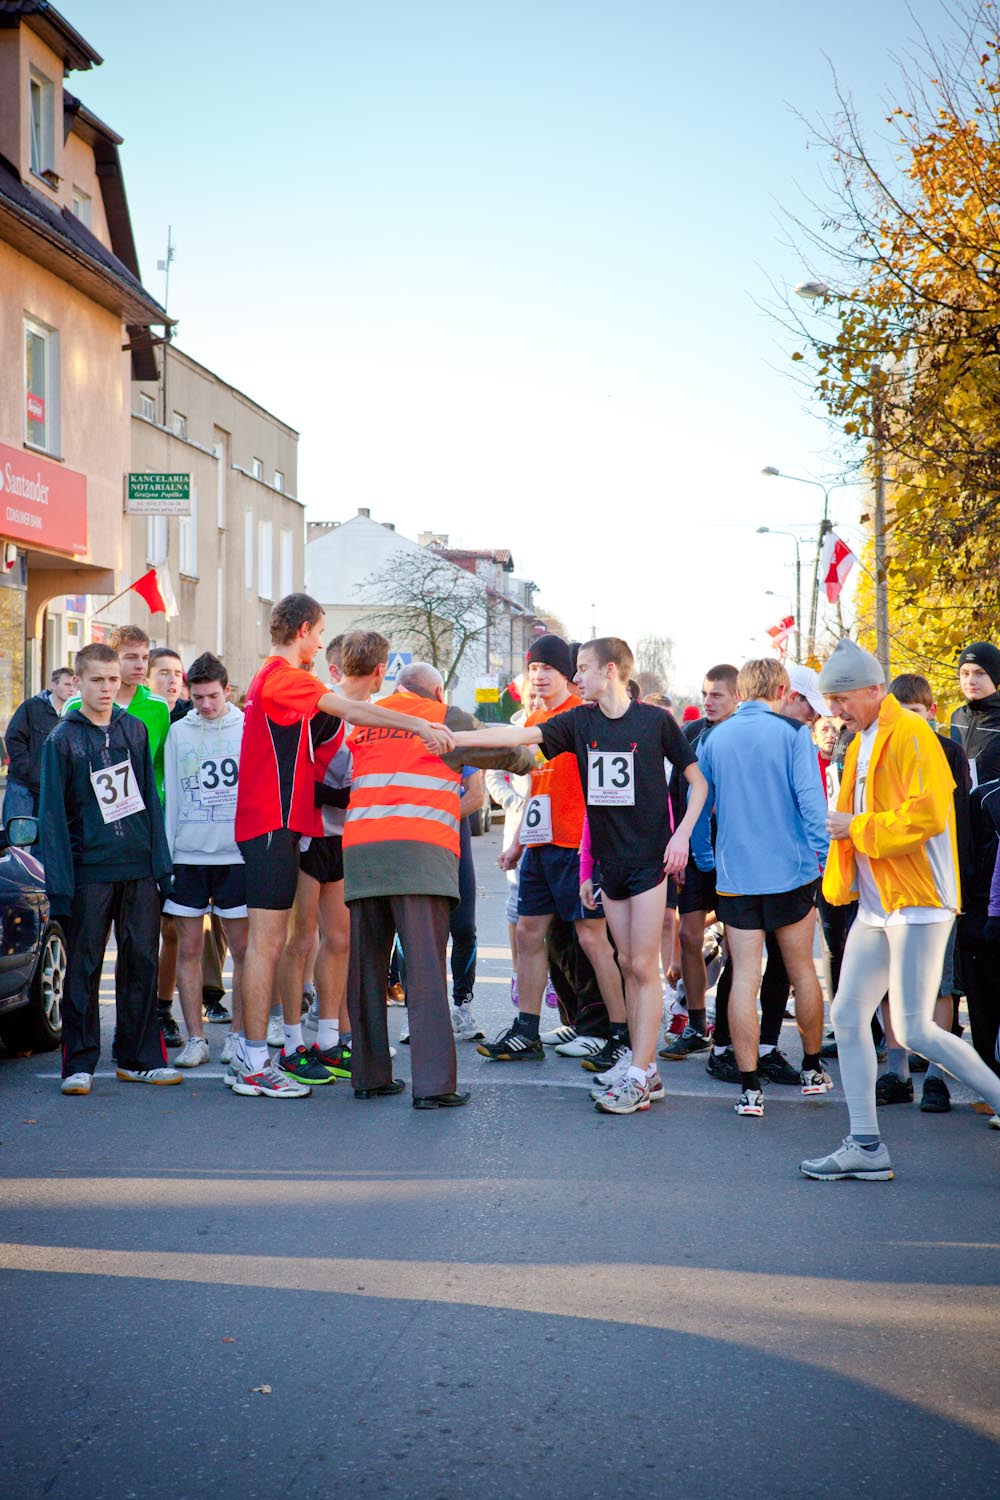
[957, 641, 1000, 690]
[526, 633, 575, 681]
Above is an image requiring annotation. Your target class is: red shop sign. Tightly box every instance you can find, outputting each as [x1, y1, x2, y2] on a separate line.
[0, 442, 87, 554]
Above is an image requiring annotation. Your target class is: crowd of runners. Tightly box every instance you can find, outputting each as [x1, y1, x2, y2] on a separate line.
[16, 589, 1000, 1181]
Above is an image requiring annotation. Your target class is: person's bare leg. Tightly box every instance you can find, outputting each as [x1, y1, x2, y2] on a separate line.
[660, 905, 679, 988]
[514, 914, 553, 1013]
[278, 873, 320, 1023]
[679, 909, 708, 1022]
[174, 916, 208, 1038]
[773, 909, 823, 1055]
[576, 918, 627, 1023]
[157, 914, 178, 1006]
[603, 883, 668, 1071]
[726, 926, 766, 1072]
[316, 880, 350, 1022]
[242, 908, 291, 1044]
[221, 915, 247, 1034]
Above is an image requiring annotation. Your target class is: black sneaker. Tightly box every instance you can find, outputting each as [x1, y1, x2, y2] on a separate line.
[875, 1071, 914, 1105]
[908, 1052, 929, 1074]
[920, 1076, 951, 1113]
[580, 1037, 630, 1074]
[476, 1025, 545, 1061]
[158, 1007, 182, 1048]
[658, 1025, 711, 1061]
[277, 1045, 336, 1084]
[705, 1047, 739, 1083]
[757, 1047, 801, 1086]
[204, 1001, 232, 1024]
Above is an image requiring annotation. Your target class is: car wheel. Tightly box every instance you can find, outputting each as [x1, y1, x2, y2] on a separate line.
[468, 808, 483, 837]
[0, 922, 66, 1053]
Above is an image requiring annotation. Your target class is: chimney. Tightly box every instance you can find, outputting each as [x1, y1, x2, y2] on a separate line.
[358, 507, 371, 518]
[384, 522, 395, 531]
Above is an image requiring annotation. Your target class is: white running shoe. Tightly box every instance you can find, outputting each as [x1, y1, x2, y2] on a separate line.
[116, 1066, 183, 1085]
[646, 1070, 665, 1102]
[220, 1032, 237, 1064]
[555, 1034, 605, 1058]
[801, 1067, 833, 1096]
[988, 1113, 1000, 1130]
[452, 1001, 485, 1041]
[735, 1088, 765, 1116]
[266, 1013, 284, 1048]
[799, 1136, 894, 1181]
[175, 1037, 210, 1068]
[595, 1073, 650, 1114]
[61, 1072, 92, 1095]
[595, 1048, 632, 1087]
[540, 1024, 576, 1047]
[231, 1059, 310, 1098]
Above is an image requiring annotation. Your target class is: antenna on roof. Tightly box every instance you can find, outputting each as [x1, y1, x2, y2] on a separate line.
[156, 225, 175, 313]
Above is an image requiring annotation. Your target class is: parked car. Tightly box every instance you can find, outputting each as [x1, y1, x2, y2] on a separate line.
[468, 781, 493, 837]
[0, 815, 66, 1053]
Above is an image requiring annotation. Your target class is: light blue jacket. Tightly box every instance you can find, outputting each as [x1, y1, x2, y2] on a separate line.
[691, 701, 829, 895]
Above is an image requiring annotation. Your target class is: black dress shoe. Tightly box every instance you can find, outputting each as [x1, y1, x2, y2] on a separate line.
[354, 1079, 405, 1099]
[412, 1090, 471, 1109]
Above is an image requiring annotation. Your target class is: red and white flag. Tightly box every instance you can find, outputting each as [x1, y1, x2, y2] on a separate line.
[129, 565, 179, 618]
[819, 531, 857, 603]
[766, 615, 795, 658]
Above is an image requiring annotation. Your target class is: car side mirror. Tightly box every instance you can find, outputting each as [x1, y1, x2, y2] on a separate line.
[0, 816, 38, 850]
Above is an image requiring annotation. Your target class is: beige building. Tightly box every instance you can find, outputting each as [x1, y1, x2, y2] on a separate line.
[0, 2, 167, 754]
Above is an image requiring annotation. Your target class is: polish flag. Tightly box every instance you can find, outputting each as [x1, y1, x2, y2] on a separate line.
[767, 615, 795, 658]
[820, 531, 857, 603]
[129, 565, 179, 618]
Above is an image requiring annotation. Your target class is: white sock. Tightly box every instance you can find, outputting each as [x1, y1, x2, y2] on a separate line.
[243, 1041, 268, 1074]
[759, 1043, 775, 1055]
[645, 1062, 657, 1078]
[627, 1065, 647, 1084]
[316, 1020, 339, 1051]
[713, 1045, 728, 1056]
[284, 1022, 303, 1053]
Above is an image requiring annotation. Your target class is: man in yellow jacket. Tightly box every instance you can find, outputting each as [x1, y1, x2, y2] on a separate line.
[800, 639, 1000, 1181]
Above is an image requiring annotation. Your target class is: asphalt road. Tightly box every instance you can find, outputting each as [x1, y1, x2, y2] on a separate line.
[2, 827, 998, 1499]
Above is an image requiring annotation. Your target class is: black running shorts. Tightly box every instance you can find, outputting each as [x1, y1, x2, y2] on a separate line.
[299, 834, 344, 885]
[237, 828, 301, 910]
[716, 880, 819, 932]
[164, 862, 248, 919]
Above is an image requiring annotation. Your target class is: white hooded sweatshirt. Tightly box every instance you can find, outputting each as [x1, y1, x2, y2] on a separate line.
[164, 703, 244, 864]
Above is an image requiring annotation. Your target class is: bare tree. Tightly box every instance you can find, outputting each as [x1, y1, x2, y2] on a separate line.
[358, 549, 494, 691]
[634, 634, 674, 694]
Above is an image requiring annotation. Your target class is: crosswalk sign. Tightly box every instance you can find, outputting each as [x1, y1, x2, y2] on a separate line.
[384, 651, 412, 682]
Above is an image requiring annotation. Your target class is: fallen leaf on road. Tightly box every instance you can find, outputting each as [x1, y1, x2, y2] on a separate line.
[221, 1337, 236, 1344]
[23, 1119, 38, 1124]
[251, 1385, 272, 1395]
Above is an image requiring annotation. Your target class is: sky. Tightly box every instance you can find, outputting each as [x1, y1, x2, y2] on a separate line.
[65, 0, 951, 690]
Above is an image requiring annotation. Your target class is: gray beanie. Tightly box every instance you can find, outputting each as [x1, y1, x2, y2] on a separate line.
[818, 638, 885, 693]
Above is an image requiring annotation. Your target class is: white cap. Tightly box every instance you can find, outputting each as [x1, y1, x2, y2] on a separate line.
[786, 664, 829, 718]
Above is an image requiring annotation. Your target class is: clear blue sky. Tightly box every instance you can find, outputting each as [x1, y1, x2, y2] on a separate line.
[68, 0, 946, 688]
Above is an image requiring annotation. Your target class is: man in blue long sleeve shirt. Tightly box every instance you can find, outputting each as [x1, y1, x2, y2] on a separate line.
[691, 658, 831, 1116]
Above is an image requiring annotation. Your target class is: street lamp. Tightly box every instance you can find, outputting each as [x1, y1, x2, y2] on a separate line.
[760, 466, 850, 658]
[756, 526, 801, 662]
[793, 281, 890, 679]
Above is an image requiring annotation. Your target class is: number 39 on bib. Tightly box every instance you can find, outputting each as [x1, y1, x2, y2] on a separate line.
[587, 750, 635, 806]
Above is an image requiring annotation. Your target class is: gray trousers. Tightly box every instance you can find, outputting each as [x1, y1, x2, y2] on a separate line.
[348, 893, 456, 1098]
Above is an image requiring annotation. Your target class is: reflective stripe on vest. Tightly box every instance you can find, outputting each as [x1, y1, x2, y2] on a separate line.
[351, 772, 457, 793]
[344, 691, 461, 857]
[345, 802, 459, 831]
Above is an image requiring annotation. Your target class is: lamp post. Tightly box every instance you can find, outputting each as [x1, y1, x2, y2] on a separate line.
[756, 527, 802, 661]
[793, 281, 891, 679]
[760, 466, 849, 659]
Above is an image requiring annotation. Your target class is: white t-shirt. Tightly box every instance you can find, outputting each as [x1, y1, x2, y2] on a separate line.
[853, 721, 950, 927]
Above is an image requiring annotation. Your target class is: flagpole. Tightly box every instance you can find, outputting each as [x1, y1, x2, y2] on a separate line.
[91, 585, 136, 619]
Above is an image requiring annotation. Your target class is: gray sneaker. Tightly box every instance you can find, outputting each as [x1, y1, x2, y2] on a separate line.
[452, 1001, 485, 1041]
[595, 1073, 650, 1114]
[799, 1137, 894, 1181]
[175, 1037, 210, 1068]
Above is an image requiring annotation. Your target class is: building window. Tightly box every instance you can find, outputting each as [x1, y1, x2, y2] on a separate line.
[179, 483, 198, 577]
[139, 392, 156, 421]
[279, 527, 293, 597]
[71, 187, 92, 227]
[244, 508, 254, 591]
[147, 515, 168, 565]
[258, 520, 273, 599]
[173, 411, 187, 439]
[251, 457, 263, 480]
[274, 470, 285, 493]
[214, 439, 226, 528]
[24, 317, 59, 453]
[29, 71, 54, 178]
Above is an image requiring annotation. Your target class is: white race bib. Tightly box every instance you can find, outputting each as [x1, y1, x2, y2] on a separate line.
[520, 793, 553, 845]
[199, 754, 240, 807]
[587, 750, 635, 806]
[90, 756, 146, 824]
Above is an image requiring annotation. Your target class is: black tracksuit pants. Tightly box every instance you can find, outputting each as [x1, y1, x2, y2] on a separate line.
[61, 877, 165, 1078]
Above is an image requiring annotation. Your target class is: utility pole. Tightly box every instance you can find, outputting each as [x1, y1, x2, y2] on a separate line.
[872, 387, 891, 680]
[156, 227, 175, 428]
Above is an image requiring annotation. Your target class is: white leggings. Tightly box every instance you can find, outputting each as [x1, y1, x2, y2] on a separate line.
[831, 917, 1000, 1137]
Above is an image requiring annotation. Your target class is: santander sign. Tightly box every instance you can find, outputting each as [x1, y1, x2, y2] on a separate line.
[0, 442, 87, 554]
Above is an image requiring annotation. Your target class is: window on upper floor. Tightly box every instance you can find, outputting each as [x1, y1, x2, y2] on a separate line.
[258, 519, 273, 600]
[244, 508, 254, 591]
[71, 187, 92, 228]
[29, 70, 55, 179]
[279, 527, 293, 598]
[147, 514, 168, 566]
[251, 457, 263, 480]
[24, 316, 59, 453]
[274, 470, 285, 493]
[179, 484, 198, 577]
[139, 392, 156, 421]
[173, 411, 187, 439]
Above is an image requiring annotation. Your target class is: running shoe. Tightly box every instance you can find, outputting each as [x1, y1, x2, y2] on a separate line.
[452, 1001, 485, 1041]
[223, 1061, 240, 1089]
[175, 1037, 210, 1068]
[758, 1048, 801, 1085]
[799, 1137, 894, 1181]
[659, 1025, 711, 1061]
[61, 1072, 92, 1095]
[386, 982, 406, 1006]
[705, 1047, 739, 1083]
[988, 1114, 1000, 1130]
[920, 1077, 951, 1112]
[301, 983, 317, 1016]
[554, 1033, 605, 1058]
[266, 1013, 284, 1048]
[116, 1066, 183, 1085]
[277, 1045, 336, 1084]
[646, 1070, 665, 1101]
[399, 1025, 410, 1045]
[579, 1036, 630, 1074]
[232, 1059, 311, 1097]
[595, 1073, 650, 1114]
[735, 1088, 764, 1117]
[313, 1041, 352, 1079]
[476, 1025, 545, 1061]
[875, 1071, 914, 1105]
[594, 1047, 632, 1087]
[800, 1067, 834, 1096]
[543, 979, 560, 1009]
[204, 1001, 232, 1025]
[158, 1007, 182, 1047]
[220, 1032, 237, 1064]
[539, 1024, 576, 1046]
